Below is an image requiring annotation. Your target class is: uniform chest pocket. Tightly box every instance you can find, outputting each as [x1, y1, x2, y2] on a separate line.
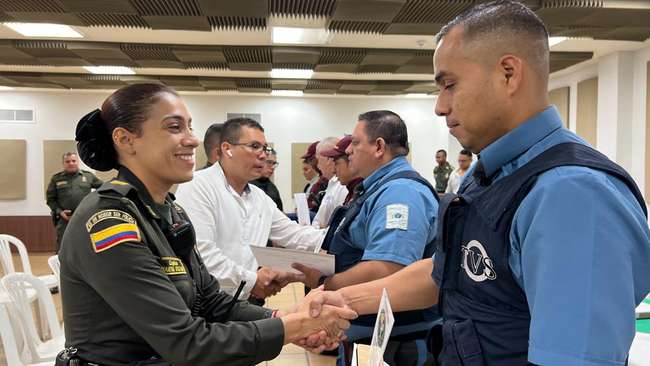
[55, 181, 70, 192]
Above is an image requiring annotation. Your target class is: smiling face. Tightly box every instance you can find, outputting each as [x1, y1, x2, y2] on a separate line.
[126, 93, 198, 188]
[434, 27, 508, 154]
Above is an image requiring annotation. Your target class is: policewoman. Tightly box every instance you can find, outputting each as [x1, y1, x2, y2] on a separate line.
[58, 83, 355, 366]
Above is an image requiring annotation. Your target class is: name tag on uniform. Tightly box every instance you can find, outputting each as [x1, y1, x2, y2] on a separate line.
[386, 204, 409, 230]
[56, 181, 67, 186]
[161, 256, 187, 275]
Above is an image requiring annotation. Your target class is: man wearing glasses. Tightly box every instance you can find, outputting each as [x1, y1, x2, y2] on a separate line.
[176, 118, 325, 304]
[250, 148, 283, 211]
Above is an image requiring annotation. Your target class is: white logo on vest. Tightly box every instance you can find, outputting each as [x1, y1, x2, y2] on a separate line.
[461, 240, 497, 282]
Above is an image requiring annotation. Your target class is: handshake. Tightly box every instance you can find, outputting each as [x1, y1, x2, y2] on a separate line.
[251, 267, 307, 299]
[278, 287, 356, 353]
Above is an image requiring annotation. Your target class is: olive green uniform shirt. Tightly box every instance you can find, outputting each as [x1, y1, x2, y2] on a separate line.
[59, 167, 284, 366]
[433, 162, 454, 193]
[46, 169, 103, 248]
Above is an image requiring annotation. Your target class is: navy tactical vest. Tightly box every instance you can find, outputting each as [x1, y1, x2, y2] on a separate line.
[433, 142, 647, 366]
[323, 170, 441, 329]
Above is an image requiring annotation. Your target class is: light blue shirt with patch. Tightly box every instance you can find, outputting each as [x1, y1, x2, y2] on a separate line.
[347, 156, 438, 266]
[458, 106, 650, 366]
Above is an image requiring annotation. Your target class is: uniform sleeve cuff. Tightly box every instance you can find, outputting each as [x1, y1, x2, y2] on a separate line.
[253, 317, 285, 363]
[529, 345, 625, 366]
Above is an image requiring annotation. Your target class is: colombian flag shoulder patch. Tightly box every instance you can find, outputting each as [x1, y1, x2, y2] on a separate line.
[86, 209, 141, 253]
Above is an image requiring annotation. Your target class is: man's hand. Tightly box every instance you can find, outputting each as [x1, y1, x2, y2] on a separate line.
[251, 267, 280, 299]
[59, 210, 72, 222]
[280, 302, 357, 350]
[292, 263, 324, 289]
[272, 269, 306, 288]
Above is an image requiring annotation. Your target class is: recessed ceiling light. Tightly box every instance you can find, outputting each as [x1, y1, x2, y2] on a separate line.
[271, 90, 304, 97]
[548, 36, 567, 47]
[405, 93, 432, 98]
[0, 86, 14, 91]
[3, 22, 83, 38]
[84, 66, 135, 75]
[272, 26, 329, 45]
[270, 69, 313, 79]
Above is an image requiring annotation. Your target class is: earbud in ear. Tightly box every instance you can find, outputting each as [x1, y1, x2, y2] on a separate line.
[226, 150, 233, 158]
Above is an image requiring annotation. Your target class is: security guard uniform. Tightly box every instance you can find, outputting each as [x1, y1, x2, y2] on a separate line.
[46, 169, 103, 251]
[59, 167, 284, 366]
[322, 157, 440, 366]
[433, 106, 650, 365]
[433, 162, 454, 194]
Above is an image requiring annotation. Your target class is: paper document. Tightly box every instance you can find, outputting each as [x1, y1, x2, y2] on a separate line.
[369, 288, 394, 366]
[251, 246, 334, 275]
[294, 193, 311, 226]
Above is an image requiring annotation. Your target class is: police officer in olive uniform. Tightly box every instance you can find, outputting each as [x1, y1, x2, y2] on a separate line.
[46, 152, 102, 252]
[433, 149, 454, 193]
[58, 83, 354, 366]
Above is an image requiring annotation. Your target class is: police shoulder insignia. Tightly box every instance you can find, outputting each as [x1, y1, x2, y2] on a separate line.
[86, 209, 141, 253]
[161, 256, 187, 275]
[386, 204, 409, 230]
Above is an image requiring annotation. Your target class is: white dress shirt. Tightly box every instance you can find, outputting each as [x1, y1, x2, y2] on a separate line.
[175, 163, 325, 299]
[445, 169, 468, 194]
[312, 176, 348, 228]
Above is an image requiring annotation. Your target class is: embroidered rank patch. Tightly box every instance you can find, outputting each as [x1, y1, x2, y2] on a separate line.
[386, 204, 409, 230]
[86, 210, 140, 253]
[161, 256, 187, 275]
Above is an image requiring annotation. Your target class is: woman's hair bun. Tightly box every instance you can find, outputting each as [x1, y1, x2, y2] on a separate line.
[75, 109, 117, 171]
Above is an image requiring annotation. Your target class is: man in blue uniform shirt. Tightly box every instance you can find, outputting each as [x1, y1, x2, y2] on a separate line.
[294, 110, 440, 365]
[306, 1, 650, 365]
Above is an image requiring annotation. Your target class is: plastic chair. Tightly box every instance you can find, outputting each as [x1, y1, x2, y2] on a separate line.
[1, 273, 64, 363]
[47, 255, 60, 283]
[0, 295, 51, 366]
[0, 234, 59, 291]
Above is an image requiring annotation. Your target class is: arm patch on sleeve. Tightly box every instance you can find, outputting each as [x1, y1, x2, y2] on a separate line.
[386, 204, 409, 230]
[86, 209, 141, 253]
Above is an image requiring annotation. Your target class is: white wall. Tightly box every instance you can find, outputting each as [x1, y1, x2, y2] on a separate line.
[0, 91, 448, 215]
[549, 42, 650, 196]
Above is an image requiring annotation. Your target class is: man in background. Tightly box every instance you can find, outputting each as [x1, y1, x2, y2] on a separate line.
[46, 152, 103, 252]
[250, 148, 283, 211]
[433, 149, 454, 193]
[303, 141, 328, 213]
[312, 137, 348, 228]
[445, 149, 473, 194]
[201, 122, 223, 169]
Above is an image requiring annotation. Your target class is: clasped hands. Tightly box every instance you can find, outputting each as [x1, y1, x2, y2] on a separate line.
[251, 267, 305, 299]
[279, 287, 355, 353]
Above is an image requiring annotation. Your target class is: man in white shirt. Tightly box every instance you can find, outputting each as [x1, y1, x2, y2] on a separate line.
[311, 137, 348, 228]
[175, 118, 326, 301]
[445, 149, 473, 194]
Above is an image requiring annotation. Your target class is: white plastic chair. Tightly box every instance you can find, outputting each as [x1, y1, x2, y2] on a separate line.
[0, 296, 51, 366]
[1, 273, 64, 363]
[47, 255, 60, 283]
[0, 234, 59, 291]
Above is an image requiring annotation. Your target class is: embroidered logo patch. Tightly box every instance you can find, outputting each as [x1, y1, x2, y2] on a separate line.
[386, 204, 409, 230]
[161, 256, 187, 275]
[86, 210, 140, 253]
[460, 240, 497, 282]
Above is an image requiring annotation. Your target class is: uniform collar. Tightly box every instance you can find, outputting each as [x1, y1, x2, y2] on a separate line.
[478, 106, 563, 178]
[116, 166, 172, 220]
[363, 156, 409, 189]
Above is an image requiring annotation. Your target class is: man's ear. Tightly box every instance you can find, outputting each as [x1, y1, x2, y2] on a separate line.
[499, 54, 523, 96]
[113, 127, 136, 156]
[374, 138, 387, 158]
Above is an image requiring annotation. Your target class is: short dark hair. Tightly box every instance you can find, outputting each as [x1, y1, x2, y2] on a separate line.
[436, 149, 447, 157]
[459, 149, 473, 158]
[62, 151, 77, 161]
[435, 0, 549, 76]
[220, 117, 264, 146]
[357, 110, 409, 156]
[203, 123, 224, 158]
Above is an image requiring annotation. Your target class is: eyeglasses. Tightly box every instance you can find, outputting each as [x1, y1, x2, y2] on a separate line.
[265, 160, 279, 167]
[230, 141, 274, 155]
